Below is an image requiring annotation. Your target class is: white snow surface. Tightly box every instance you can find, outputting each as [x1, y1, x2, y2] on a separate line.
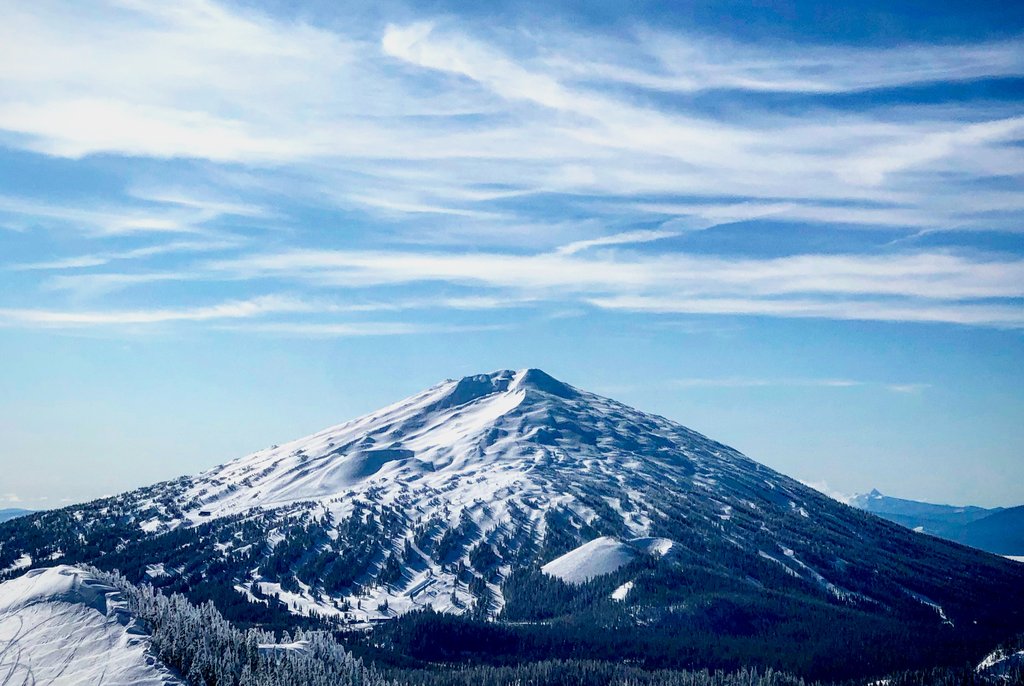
[542, 537, 637, 583]
[0, 566, 183, 685]
[977, 648, 1024, 678]
[181, 369, 535, 517]
[0, 555, 31, 576]
[611, 581, 635, 601]
[172, 369, 758, 527]
[542, 536, 675, 584]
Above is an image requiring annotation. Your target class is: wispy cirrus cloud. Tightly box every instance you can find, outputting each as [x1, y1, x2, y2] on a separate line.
[0, 295, 310, 326]
[671, 377, 930, 393]
[207, 246, 1024, 301]
[0, 0, 1022, 337]
[555, 229, 680, 255]
[589, 295, 1024, 328]
[546, 29, 1024, 95]
[0, 289, 535, 330]
[12, 239, 240, 271]
[0, 192, 264, 237]
[0, 0, 1021, 238]
[190, 245, 1024, 327]
[216, 321, 511, 337]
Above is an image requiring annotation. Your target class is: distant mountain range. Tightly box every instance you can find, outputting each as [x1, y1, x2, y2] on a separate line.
[849, 489, 1024, 556]
[0, 509, 32, 523]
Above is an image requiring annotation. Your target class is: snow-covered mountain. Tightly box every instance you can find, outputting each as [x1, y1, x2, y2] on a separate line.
[0, 565, 183, 685]
[116, 367, 812, 619]
[1, 368, 1023, 675]
[164, 368, 764, 521]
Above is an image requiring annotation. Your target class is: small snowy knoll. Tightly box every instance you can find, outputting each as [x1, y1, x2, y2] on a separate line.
[542, 536, 674, 584]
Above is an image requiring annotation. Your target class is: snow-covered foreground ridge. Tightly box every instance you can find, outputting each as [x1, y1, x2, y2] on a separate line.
[0, 565, 182, 685]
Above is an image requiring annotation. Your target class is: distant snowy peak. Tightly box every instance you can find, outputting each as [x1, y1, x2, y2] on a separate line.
[0, 509, 32, 523]
[848, 489, 1024, 556]
[977, 647, 1024, 680]
[849, 489, 998, 518]
[0, 566, 182, 685]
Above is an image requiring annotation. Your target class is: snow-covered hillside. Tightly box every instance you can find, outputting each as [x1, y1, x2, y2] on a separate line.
[977, 647, 1024, 681]
[0, 566, 182, 685]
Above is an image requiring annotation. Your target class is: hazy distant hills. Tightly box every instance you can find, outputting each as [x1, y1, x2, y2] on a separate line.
[0, 509, 32, 523]
[956, 506, 1024, 556]
[850, 489, 1024, 556]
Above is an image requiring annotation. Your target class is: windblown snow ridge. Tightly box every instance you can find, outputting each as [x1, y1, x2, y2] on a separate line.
[0, 565, 183, 685]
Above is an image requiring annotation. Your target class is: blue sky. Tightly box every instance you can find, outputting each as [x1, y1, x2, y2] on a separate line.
[1, 0, 1022, 510]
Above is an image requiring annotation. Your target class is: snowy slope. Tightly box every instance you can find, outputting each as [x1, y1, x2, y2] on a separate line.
[158, 368, 774, 539]
[0, 566, 183, 685]
[977, 647, 1024, 680]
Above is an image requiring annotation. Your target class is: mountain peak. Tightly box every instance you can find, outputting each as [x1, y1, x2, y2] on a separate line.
[511, 368, 578, 398]
[435, 368, 576, 410]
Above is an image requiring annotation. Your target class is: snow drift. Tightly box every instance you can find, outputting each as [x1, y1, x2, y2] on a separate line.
[0, 566, 182, 685]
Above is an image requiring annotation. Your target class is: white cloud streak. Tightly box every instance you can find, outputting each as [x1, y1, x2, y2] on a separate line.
[0, 192, 263, 237]
[209, 248, 1024, 302]
[671, 377, 930, 393]
[558, 31, 1024, 94]
[555, 229, 680, 255]
[12, 240, 240, 271]
[589, 295, 1024, 328]
[216, 321, 511, 337]
[194, 245, 1024, 327]
[0, 295, 310, 326]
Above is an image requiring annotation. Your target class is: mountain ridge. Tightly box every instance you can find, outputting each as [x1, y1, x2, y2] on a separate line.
[850, 488, 1024, 555]
[0, 565, 185, 685]
[0, 508, 33, 523]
